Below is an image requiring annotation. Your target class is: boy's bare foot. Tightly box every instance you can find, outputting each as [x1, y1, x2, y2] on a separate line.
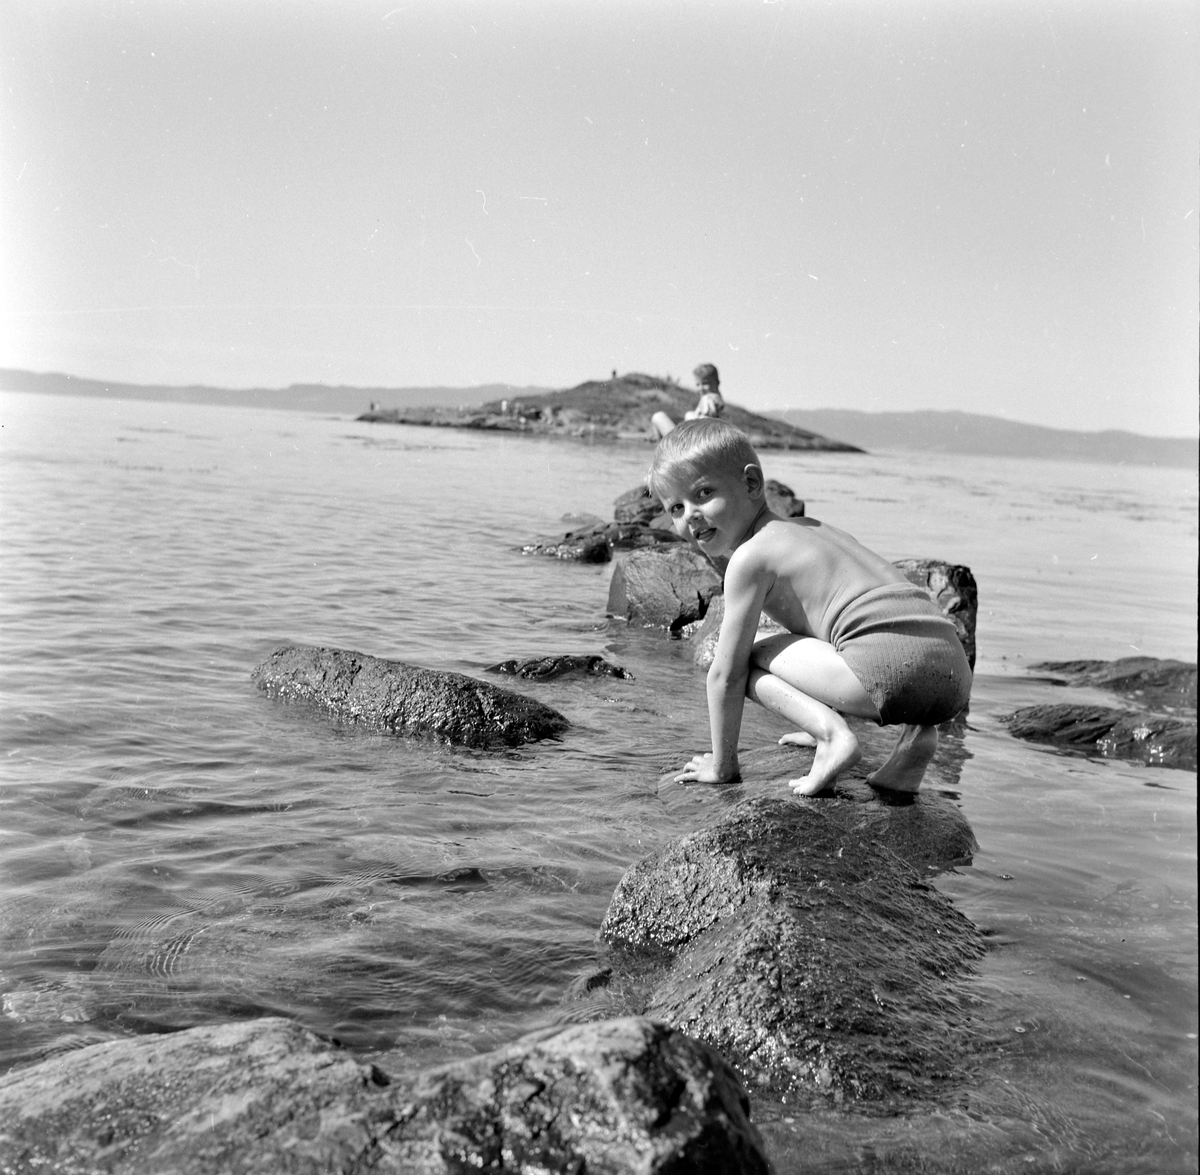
[867, 725, 938, 793]
[789, 727, 862, 796]
[778, 731, 818, 748]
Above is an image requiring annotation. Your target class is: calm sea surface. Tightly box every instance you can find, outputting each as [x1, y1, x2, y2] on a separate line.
[1, 390, 1196, 1171]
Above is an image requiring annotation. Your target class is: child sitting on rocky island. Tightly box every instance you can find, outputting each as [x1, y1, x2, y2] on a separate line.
[649, 419, 972, 794]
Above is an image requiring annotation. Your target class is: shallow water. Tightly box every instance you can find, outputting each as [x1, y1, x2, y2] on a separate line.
[1, 391, 1195, 1171]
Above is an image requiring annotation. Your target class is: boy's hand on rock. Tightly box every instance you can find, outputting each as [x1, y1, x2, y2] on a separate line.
[674, 752, 737, 784]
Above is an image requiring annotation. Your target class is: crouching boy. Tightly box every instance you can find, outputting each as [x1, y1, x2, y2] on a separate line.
[648, 419, 972, 795]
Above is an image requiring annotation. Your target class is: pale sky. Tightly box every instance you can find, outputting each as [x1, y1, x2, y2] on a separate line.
[2, 0, 1196, 435]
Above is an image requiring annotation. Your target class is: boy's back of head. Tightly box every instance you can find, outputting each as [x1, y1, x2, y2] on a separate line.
[647, 418, 760, 500]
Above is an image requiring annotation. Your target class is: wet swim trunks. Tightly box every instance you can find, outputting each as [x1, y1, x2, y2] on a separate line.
[830, 583, 972, 726]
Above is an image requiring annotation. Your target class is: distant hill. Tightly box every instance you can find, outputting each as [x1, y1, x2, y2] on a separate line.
[767, 408, 1197, 469]
[0, 368, 547, 414]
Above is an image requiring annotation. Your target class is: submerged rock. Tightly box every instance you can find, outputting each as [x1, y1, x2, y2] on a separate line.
[252, 645, 569, 748]
[606, 546, 723, 632]
[1029, 656, 1197, 713]
[0, 1015, 771, 1175]
[1003, 703, 1197, 770]
[600, 790, 985, 1108]
[488, 654, 634, 681]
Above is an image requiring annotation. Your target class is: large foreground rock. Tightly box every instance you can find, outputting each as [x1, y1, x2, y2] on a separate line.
[1003, 703, 1197, 770]
[600, 779, 985, 1109]
[252, 645, 569, 748]
[0, 1016, 770, 1174]
[607, 546, 723, 631]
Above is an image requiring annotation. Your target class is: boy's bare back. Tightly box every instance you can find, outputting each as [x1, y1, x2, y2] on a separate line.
[727, 516, 913, 644]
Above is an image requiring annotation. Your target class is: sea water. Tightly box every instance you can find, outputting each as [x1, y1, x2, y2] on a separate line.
[0, 390, 1195, 1172]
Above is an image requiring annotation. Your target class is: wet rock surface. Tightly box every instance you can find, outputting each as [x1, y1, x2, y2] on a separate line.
[1004, 656, 1197, 770]
[252, 645, 569, 748]
[1003, 703, 1197, 770]
[521, 518, 682, 562]
[1029, 656, 1197, 712]
[0, 1016, 771, 1175]
[488, 654, 634, 680]
[599, 772, 986, 1109]
[607, 546, 724, 631]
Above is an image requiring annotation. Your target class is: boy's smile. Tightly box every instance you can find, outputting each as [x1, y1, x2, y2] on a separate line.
[658, 465, 766, 557]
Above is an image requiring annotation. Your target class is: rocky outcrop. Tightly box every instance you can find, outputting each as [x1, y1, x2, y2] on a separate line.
[360, 372, 862, 452]
[0, 1016, 771, 1174]
[1004, 657, 1197, 770]
[1029, 656, 1196, 713]
[606, 546, 723, 632]
[252, 645, 569, 748]
[525, 479, 806, 564]
[1003, 703, 1197, 770]
[521, 519, 682, 563]
[488, 654, 633, 680]
[892, 559, 978, 671]
[599, 774, 985, 1109]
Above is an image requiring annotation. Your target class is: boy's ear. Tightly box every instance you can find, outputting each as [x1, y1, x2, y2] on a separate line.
[743, 463, 765, 497]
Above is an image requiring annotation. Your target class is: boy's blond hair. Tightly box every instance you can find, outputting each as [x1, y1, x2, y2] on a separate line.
[646, 418, 760, 501]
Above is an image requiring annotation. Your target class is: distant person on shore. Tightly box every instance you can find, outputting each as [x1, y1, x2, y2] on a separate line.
[651, 363, 726, 440]
[647, 418, 972, 795]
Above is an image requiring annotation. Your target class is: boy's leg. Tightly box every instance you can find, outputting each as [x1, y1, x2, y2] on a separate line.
[748, 634, 883, 795]
[867, 725, 939, 793]
[747, 668, 861, 794]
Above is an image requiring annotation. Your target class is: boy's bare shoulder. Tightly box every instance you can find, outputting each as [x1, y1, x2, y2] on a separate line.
[744, 516, 822, 557]
[727, 516, 817, 576]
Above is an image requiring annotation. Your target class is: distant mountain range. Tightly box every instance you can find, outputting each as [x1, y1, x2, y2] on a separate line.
[0, 367, 545, 415]
[2, 368, 1193, 468]
[767, 408, 1196, 469]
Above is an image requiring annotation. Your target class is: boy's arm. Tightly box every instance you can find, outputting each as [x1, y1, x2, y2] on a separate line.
[676, 548, 771, 783]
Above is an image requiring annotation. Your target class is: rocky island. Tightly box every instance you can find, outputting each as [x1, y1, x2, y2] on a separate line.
[357, 371, 863, 451]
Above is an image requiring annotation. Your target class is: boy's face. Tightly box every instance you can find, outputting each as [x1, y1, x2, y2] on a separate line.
[657, 461, 764, 557]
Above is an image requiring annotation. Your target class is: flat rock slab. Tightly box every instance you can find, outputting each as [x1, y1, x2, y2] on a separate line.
[600, 792, 986, 1109]
[0, 1016, 770, 1175]
[252, 645, 569, 748]
[663, 742, 980, 874]
[1003, 703, 1197, 771]
[607, 546, 723, 631]
[488, 654, 634, 680]
[1029, 656, 1197, 713]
